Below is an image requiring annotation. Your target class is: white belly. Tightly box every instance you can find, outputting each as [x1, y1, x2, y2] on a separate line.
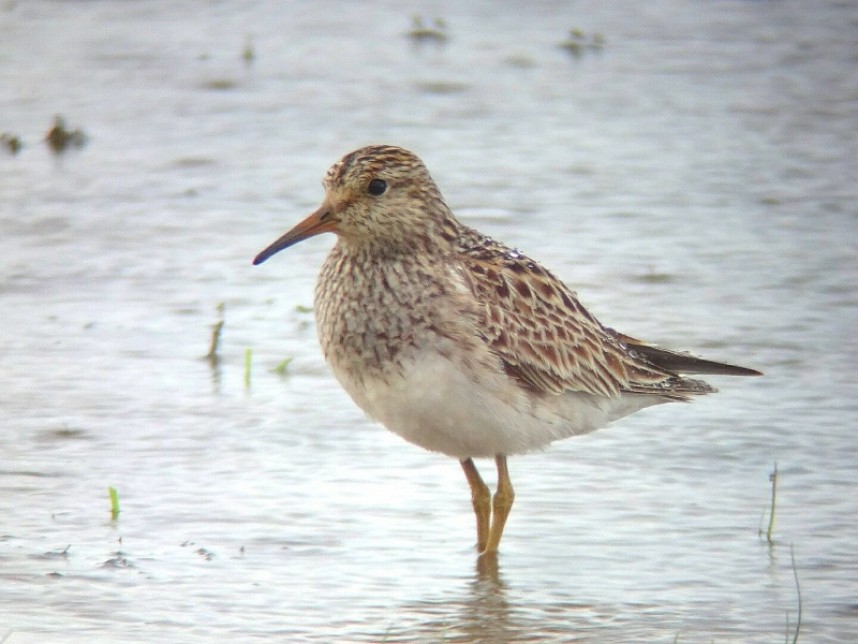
[329, 348, 662, 459]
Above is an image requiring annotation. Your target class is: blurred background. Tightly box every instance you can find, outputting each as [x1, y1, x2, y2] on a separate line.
[1, 1, 856, 642]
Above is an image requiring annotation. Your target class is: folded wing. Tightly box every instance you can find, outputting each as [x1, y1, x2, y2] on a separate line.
[455, 227, 759, 400]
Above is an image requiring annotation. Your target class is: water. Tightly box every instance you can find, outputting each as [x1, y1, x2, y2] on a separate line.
[2, 1, 857, 641]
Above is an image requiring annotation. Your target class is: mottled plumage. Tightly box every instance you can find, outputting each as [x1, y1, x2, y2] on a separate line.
[253, 145, 760, 555]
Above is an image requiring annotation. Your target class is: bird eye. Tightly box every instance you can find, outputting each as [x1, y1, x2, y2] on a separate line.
[367, 178, 387, 196]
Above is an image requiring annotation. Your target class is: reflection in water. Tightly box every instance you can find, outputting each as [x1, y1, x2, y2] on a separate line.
[381, 554, 606, 643]
[206, 303, 225, 393]
[380, 552, 671, 642]
[208, 354, 222, 394]
[385, 555, 515, 643]
[458, 554, 512, 642]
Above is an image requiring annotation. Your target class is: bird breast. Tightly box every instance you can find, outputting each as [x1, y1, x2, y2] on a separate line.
[314, 244, 477, 384]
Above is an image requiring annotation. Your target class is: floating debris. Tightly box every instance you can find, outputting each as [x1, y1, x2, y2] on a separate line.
[44, 115, 87, 154]
[196, 547, 215, 561]
[414, 80, 469, 95]
[242, 37, 255, 65]
[175, 156, 216, 168]
[203, 78, 238, 91]
[503, 54, 537, 69]
[632, 270, 674, 285]
[559, 29, 605, 58]
[0, 132, 22, 154]
[408, 16, 449, 44]
[102, 553, 134, 569]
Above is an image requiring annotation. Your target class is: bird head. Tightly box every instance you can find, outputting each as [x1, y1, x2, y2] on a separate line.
[253, 145, 456, 265]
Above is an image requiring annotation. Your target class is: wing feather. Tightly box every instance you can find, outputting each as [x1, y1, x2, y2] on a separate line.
[455, 227, 716, 400]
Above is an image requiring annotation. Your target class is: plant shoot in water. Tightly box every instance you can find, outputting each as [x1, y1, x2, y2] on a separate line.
[109, 486, 120, 520]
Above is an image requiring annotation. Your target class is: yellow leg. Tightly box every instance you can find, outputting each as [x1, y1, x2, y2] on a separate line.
[483, 454, 515, 554]
[460, 458, 491, 552]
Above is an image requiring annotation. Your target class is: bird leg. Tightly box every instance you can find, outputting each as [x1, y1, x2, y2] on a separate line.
[460, 458, 491, 552]
[484, 454, 515, 554]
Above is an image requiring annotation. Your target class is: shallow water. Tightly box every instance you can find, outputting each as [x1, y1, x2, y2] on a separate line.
[2, 1, 857, 642]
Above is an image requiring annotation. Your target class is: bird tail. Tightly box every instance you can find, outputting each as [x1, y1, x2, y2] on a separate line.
[612, 331, 763, 377]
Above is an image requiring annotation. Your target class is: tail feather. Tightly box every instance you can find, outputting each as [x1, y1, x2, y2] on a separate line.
[612, 331, 763, 377]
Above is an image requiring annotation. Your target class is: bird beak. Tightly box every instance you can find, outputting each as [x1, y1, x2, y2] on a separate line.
[253, 202, 335, 265]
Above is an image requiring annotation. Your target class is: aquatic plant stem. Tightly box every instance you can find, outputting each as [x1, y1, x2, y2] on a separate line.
[767, 462, 778, 545]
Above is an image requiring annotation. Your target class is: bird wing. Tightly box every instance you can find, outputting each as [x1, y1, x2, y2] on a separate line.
[455, 228, 706, 399]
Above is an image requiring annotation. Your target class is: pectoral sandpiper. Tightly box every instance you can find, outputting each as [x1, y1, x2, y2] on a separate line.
[253, 145, 760, 556]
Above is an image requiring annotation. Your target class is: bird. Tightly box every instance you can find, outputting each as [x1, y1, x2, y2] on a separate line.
[252, 145, 761, 556]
